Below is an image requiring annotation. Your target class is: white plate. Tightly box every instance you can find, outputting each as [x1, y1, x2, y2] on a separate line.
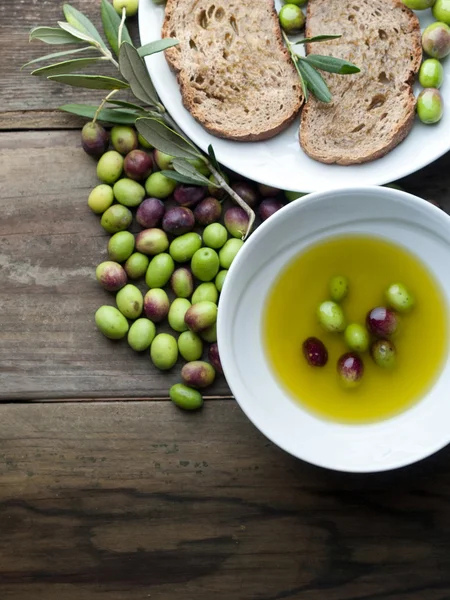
[139, 2, 449, 192]
[217, 187, 450, 473]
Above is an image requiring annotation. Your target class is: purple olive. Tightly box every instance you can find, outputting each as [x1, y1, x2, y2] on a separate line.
[302, 337, 328, 367]
[96, 261, 128, 292]
[143, 288, 170, 322]
[258, 198, 285, 221]
[208, 343, 223, 374]
[181, 361, 216, 388]
[337, 353, 364, 389]
[366, 307, 399, 337]
[162, 206, 195, 236]
[258, 183, 281, 197]
[371, 339, 397, 369]
[81, 122, 109, 158]
[231, 181, 260, 208]
[174, 185, 206, 207]
[208, 173, 230, 200]
[224, 207, 249, 238]
[136, 198, 165, 228]
[194, 197, 223, 225]
[124, 149, 153, 181]
[171, 267, 194, 298]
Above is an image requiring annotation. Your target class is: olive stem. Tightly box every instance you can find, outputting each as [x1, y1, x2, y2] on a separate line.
[93, 89, 120, 124]
[96, 41, 119, 69]
[207, 162, 255, 240]
[282, 30, 308, 100]
[118, 7, 126, 49]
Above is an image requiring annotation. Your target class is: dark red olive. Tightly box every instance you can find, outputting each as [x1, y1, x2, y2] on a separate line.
[258, 183, 281, 197]
[81, 122, 109, 158]
[194, 197, 222, 225]
[174, 185, 206, 207]
[258, 198, 284, 221]
[208, 342, 223, 374]
[162, 206, 195, 236]
[231, 181, 260, 208]
[337, 353, 364, 388]
[224, 207, 249, 238]
[366, 307, 399, 337]
[302, 337, 328, 367]
[124, 149, 153, 181]
[136, 198, 165, 228]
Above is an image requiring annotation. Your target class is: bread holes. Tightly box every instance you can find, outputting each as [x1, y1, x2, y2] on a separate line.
[348, 14, 355, 21]
[195, 74, 205, 85]
[380, 112, 388, 120]
[198, 9, 208, 29]
[224, 32, 233, 46]
[222, 49, 229, 60]
[352, 123, 365, 133]
[215, 7, 225, 21]
[378, 29, 387, 40]
[352, 5, 360, 10]
[189, 38, 198, 50]
[378, 71, 390, 84]
[374, 9, 382, 16]
[229, 15, 239, 35]
[207, 5, 215, 18]
[368, 94, 386, 110]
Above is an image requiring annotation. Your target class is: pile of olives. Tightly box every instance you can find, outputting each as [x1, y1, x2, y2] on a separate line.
[302, 277, 415, 389]
[84, 123, 291, 410]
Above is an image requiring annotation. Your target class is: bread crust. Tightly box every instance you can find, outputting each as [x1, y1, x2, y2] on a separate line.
[162, 0, 303, 142]
[300, 0, 422, 165]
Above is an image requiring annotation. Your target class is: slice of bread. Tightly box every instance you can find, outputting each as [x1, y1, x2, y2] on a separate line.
[162, 0, 304, 141]
[300, 0, 422, 165]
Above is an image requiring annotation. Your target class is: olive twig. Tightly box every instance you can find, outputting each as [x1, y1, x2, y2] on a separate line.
[97, 41, 120, 69]
[118, 7, 127, 49]
[93, 89, 121, 124]
[207, 162, 255, 240]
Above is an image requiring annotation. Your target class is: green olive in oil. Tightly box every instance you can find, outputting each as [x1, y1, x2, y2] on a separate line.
[264, 236, 448, 424]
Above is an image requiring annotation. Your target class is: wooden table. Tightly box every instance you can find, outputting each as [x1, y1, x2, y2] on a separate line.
[2, 2, 450, 598]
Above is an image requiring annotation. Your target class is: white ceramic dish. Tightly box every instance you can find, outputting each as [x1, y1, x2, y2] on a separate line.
[138, 2, 449, 193]
[217, 187, 450, 473]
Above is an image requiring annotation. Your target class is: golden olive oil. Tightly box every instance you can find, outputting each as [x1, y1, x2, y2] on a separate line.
[264, 236, 448, 423]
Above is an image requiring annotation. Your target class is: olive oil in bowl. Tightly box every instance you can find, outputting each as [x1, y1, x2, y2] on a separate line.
[264, 236, 448, 424]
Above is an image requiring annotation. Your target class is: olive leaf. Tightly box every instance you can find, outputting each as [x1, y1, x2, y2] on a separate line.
[107, 99, 146, 112]
[60, 103, 138, 124]
[294, 34, 342, 45]
[58, 21, 100, 45]
[172, 158, 213, 186]
[22, 46, 94, 69]
[48, 74, 129, 90]
[136, 118, 202, 159]
[304, 54, 360, 75]
[138, 39, 179, 57]
[297, 60, 332, 103]
[119, 42, 159, 106]
[29, 26, 82, 45]
[161, 170, 209, 186]
[63, 4, 106, 49]
[31, 57, 106, 77]
[101, 0, 133, 57]
[207, 144, 223, 175]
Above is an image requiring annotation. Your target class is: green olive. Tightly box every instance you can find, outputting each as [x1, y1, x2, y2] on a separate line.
[283, 0, 307, 5]
[97, 150, 124, 184]
[200, 322, 217, 343]
[279, 4, 305, 34]
[385, 283, 415, 312]
[215, 269, 228, 292]
[113, 178, 146, 208]
[151, 333, 178, 370]
[138, 133, 153, 149]
[184, 301, 218, 333]
[178, 330, 203, 361]
[192, 282, 219, 305]
[219, 239, 243, 269]
[171, 268, 194, 298]
[191, 248, 220, 282]
[202, 223, 228, 249]
[317, 301, 346, 333]
[284, 190, 307, 202]
[145, 253, 175, 288]
[169, 232, 202, 263]
[113, 0, 139, 17]
[145, 172, 177, 199]
[344, 324, 370, 353]
[329, 275, 349, 302]
[136, 228, 169, 256]
[422, 22, 450, 59]
[127, 318, 156, 352]
[108, 231, 135, 263]
[116, 284, 143, 320]
[417, 88, 444, 124]
[168, 298, 192, 333]
[88, 184, 114, 214]
[100, 204, 132, 234]
[401, 0, 436, 8]
[433, 0, 450, 24]
[169, 383, 203, 411]
[95, 305, 129, 340]
[419, 59, 444, 89]
[371, 339, 397, 369]
[124, 252, 149, 279]
[110, 125, 138, 154]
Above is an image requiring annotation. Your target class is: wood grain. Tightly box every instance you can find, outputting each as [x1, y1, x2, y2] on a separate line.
[1, 401, 450, 600]
[0, 0, 142, 130]
[0, 130, 229, 400]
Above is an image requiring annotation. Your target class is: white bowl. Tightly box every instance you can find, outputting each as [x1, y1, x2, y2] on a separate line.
[217, 187, 450, 473]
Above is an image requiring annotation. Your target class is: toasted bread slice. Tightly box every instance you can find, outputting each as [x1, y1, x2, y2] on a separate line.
[162, 0, 304, 141]
[300, 0, 422, 165]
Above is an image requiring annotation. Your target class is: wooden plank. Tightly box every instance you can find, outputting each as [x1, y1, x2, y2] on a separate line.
[0, 130, 230, 399]
[0, 1, 143, 129]
[1, 401, 450, 600]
